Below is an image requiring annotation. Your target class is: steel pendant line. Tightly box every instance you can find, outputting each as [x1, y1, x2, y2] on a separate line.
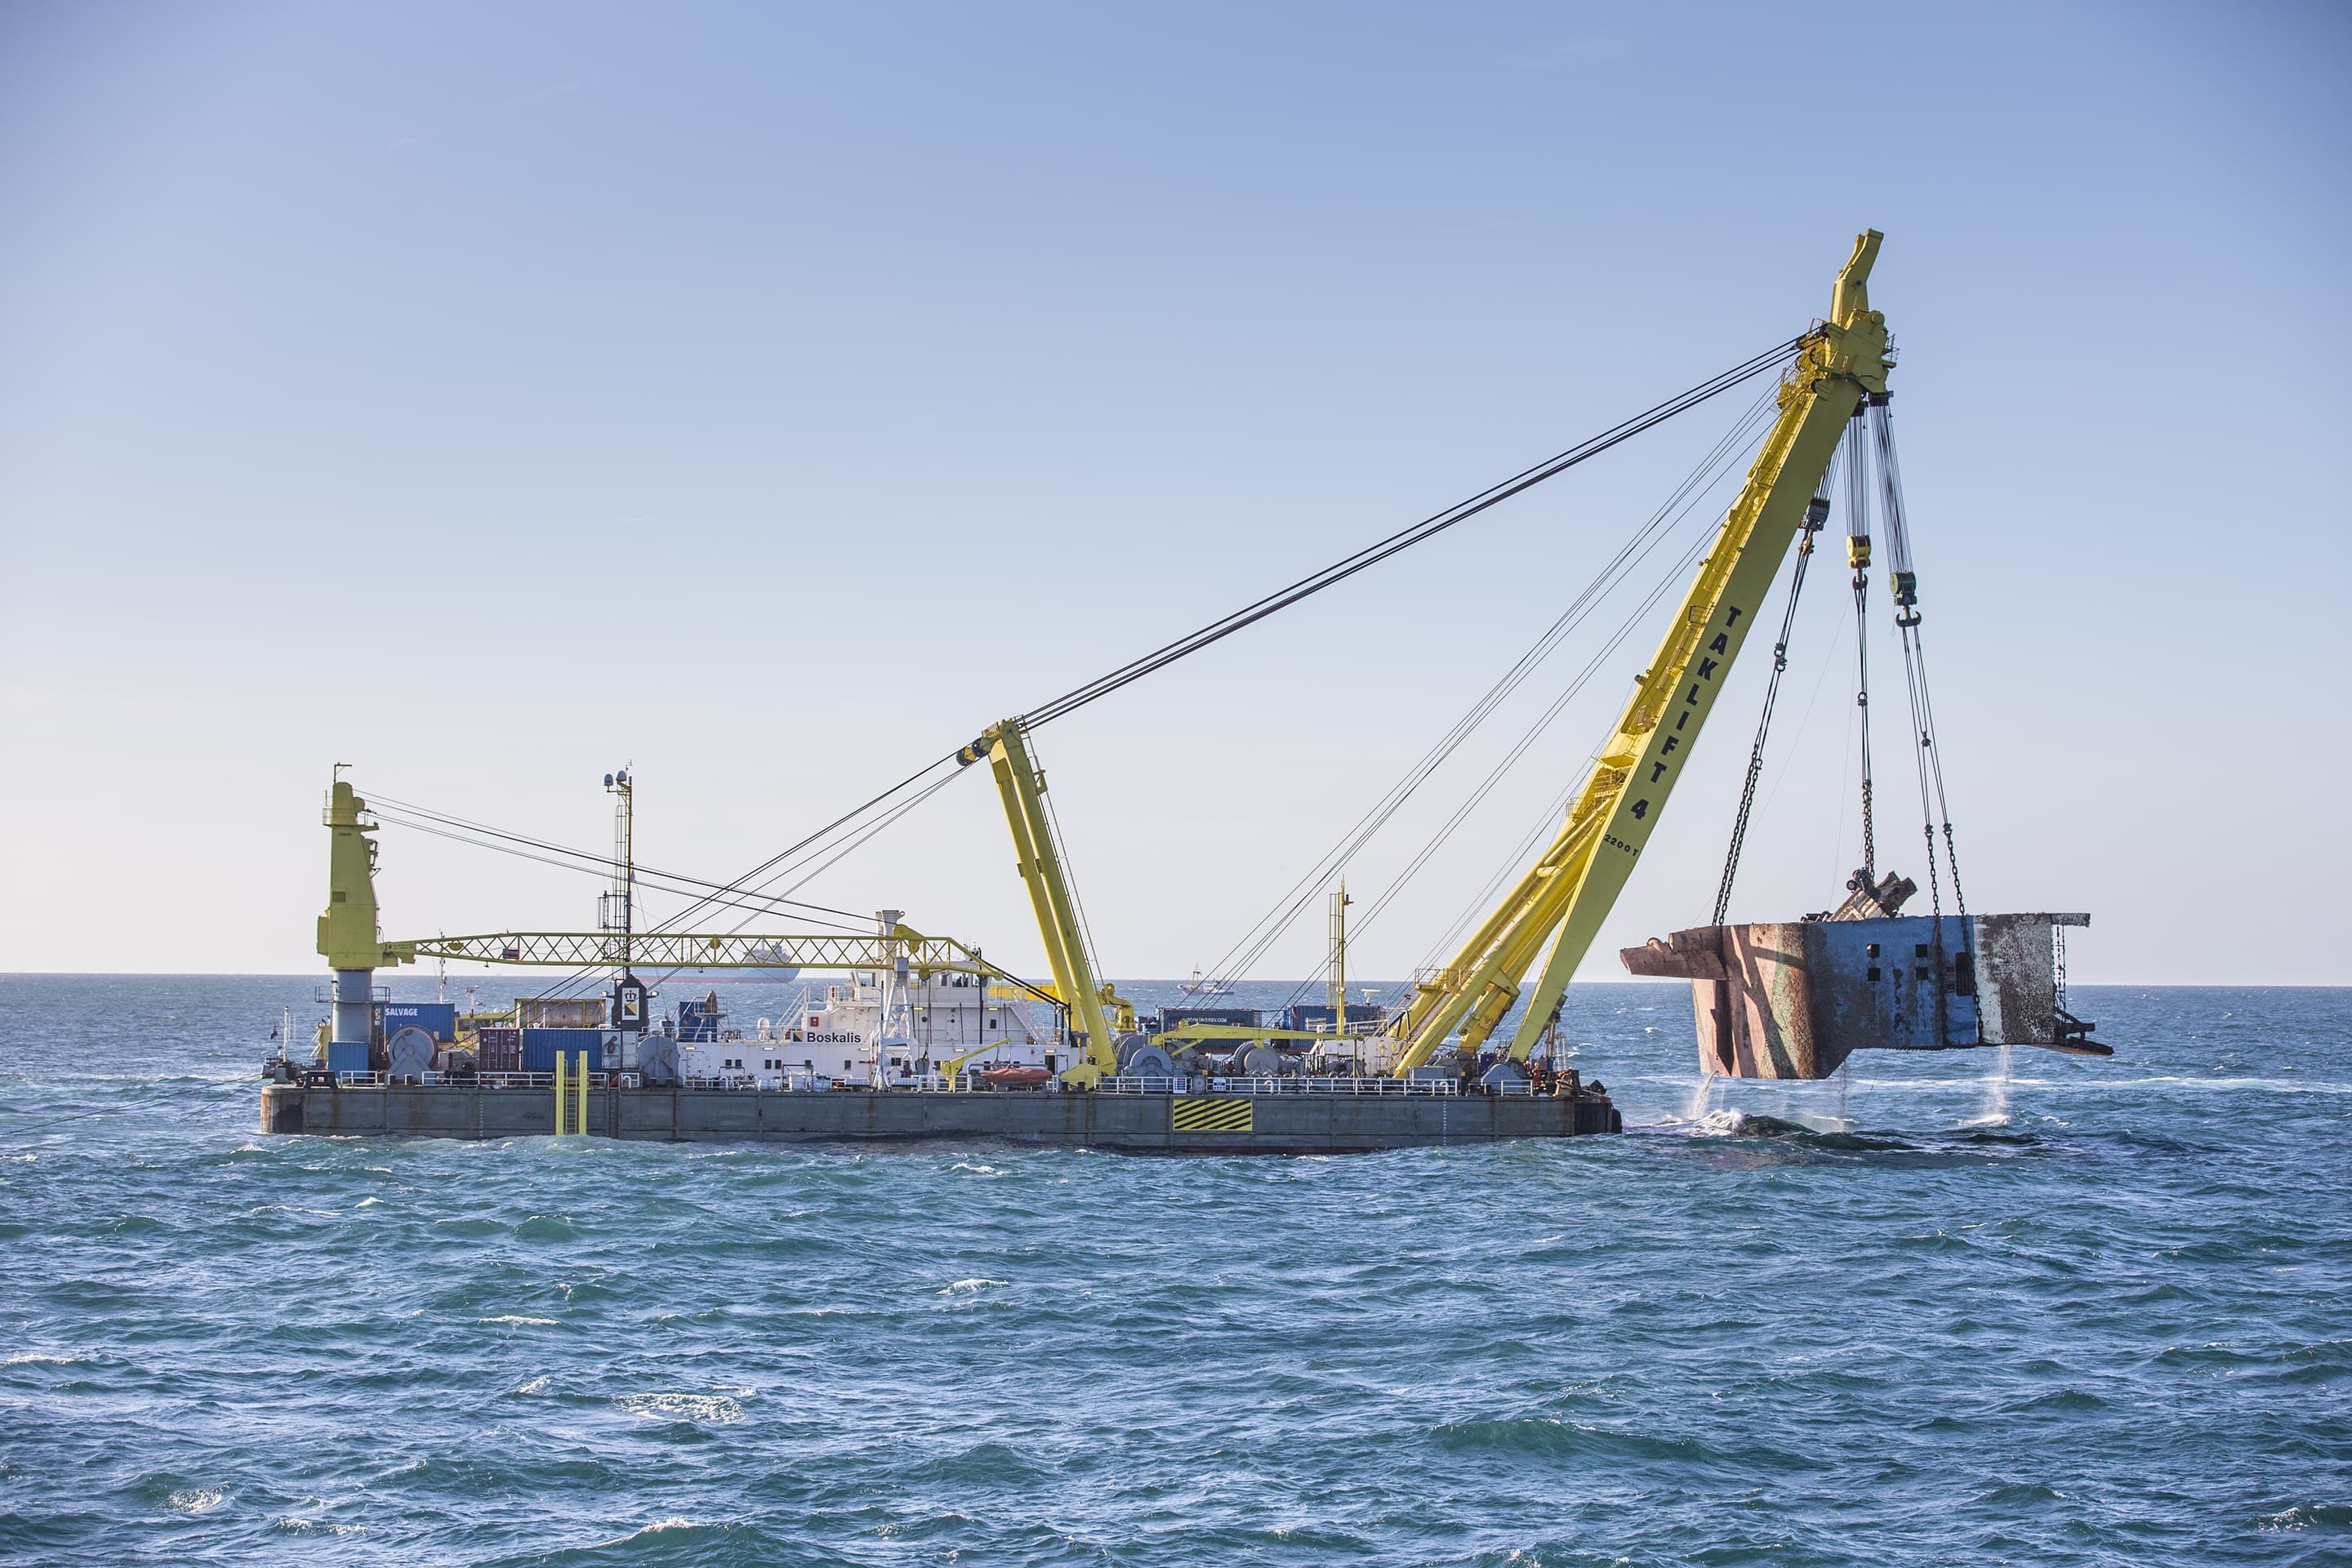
[585, 339, 1806, 983]
[1712, 490, 1829, 924]
[1281, 514, 1725, 1010]
[1206, 383, 1785, 998]
[1261, 395, 1777, 1009]
[519, 752, 966, 1003]
[524, 341, 1807, 996]
[534, 767, 969, 1003]
[366, 794, 874, 928]
[368, 810, 874, 933]
[1018, 337, 1810, 730]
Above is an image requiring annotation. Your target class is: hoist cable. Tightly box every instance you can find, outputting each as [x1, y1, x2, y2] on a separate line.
[1713, 502, 1824, 924]
[1018, 338, 1809, 729]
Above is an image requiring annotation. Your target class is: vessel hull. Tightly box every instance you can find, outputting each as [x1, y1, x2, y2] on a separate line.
[261, 1084, 1619, 1152]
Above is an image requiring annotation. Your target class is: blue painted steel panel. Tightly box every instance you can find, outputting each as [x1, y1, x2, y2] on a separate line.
[327, 1042, 371, 1073]
[381, 1002, 458, 1041]
[522, 1027, 608, 1073]
[1811, 913, 1980, 1049]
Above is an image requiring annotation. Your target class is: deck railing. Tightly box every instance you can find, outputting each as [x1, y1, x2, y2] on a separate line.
[318, 1070, 1523, 1098]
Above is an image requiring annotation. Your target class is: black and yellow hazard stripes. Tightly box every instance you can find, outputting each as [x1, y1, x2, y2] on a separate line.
[1170, 1096, 1254, 1134]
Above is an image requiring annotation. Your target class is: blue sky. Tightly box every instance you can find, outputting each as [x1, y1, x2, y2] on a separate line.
[2, 2, 2346, 982]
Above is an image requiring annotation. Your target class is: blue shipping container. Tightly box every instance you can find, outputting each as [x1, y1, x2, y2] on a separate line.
[381, 1002, 458, 1040]
[522, 1027, 608, 1073]
[327, 1042, 371, 1074]
[677, 999, 722, 1043]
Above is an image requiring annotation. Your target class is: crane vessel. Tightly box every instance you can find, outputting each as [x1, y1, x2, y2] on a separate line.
[261, 230, 2102, 1151]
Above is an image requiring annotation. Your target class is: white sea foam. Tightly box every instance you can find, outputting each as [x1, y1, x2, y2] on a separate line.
[478, 1314, 559, 1327]
[167, 1489, 227, 1514]
[588, 1517, 701, 1549]
[1690, 1108, 1749, 1137]
[616, 1392, 744, 1423]
[940, 1277, 1009, 1294]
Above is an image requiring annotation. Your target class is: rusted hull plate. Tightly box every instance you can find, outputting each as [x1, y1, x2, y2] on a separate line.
[1623, 911, 2087, 1080]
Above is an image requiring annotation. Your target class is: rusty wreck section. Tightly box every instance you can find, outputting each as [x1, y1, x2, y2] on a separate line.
[1623, 912, 2088, 1080]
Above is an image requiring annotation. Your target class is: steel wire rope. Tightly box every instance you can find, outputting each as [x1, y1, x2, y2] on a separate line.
[1035, 751, 1109, 1001]
[1236, 389, 1783, 1006]
[446, 343, 1806, 1009]
[1196, 383, 1788, 1000]
[364, 805, 875, 933]
[1397, 498, 1748, 987]
[1842, 416, 1879, 880]
[1260, 509, 1725, 1010]
[1873, 400, 1968, 920]
[660, 767, 1071, 1026]
[534, 767, 973, 1002]
[1749, 582, 1852, 825]
[1017, 339, 1809, 730]
[1271, 513, 1728, 1005]
[519, 752, 965, 1002]
[367, 793, 874, 924]
[1377, 523, 1723, 989]
[0, 1094, 198, 1144]
[1712, 500, 1823, 924]
[1356, 399, 1782, 956]
[1869, 399, 1967, 925]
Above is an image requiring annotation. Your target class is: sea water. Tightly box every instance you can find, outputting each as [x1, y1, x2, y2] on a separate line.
[0, 975, 2345, 1566]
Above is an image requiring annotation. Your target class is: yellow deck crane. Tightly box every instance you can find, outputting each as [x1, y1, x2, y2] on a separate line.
[960, 233, 1895, 1088]
[956, 719, 1130, 1086]
[314, 775, 1063, 1093]
[1387, 231, 1892, 1075]
[307, 235, 1896, 1109]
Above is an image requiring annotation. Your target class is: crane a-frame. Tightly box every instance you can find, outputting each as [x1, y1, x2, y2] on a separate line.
[970, 232, 1895, 1085]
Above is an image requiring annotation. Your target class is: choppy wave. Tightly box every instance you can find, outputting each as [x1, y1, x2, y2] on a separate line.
[1, 975, 2345, 1566]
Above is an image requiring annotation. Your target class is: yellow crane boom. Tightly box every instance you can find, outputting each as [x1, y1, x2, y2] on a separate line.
[959, 718, 1122, 1086]
[1388, 230, 1895, 1074]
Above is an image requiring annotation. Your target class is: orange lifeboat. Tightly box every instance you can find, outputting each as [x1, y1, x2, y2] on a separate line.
[978, 1064, 1054, 1089]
